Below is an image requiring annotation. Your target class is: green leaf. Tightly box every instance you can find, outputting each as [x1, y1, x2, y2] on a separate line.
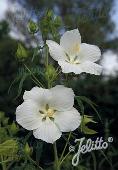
[36, 141, 43, 163]
[54, 16, 62, 27]
[78, 165, 87, 170]
[0, 128, 8, 143]
[76, 97, 97, 133]
[75, 97, 85, 132]
[81, 115, 97, 135]
[2, 117, 9, 126]
[15, 73, 28, 99]
[8, 76, 21, 94]
[13, 163, 37, 170]
[75, 96, 102, 122]
[24, 164, 37, 170]
[82, 126, 97, 135]
[83, 115, 97, 124]
[0, 139, 18, 157]
[32, 47, 40, 62]
[75, 97, 84, 115]
[99, 150, 113, 168]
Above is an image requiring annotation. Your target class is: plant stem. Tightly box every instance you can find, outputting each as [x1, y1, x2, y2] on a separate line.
[53, 142, 60, 170]
[24, 131, 32, 144]
[59, 152, 70, 166]
[59, 132, 71, 163]
[24, 63, 44, 88]
[6, 161, 15, 170]
[27, 155, 43, 170]
[65, 74, 70, 87]
[45, 45, 49, 67]
[91, 152, 97, 170]
[0, 156, 6, 170]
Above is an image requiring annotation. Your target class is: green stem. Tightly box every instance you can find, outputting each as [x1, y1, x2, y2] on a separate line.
[45, 45, 51, 88]
[24, 63, 44, 88]
[59, 140, 80, 167]
[59, 136, 80, 167]
[31, 78, 42, 88]
[27, 155, 43, 170]
[59, 132, 71, 163]
[45, 45, 49, 67]
[24, 131, 32, 144]
[59, 152, 70, 166]
[65, 74, 69, 87]
[53, 142, 60, 170]
[47, 76, 51, 89]
[0, 156, 6, 170]
[6, 161, 16, 170]
[91, 152, 97, 170]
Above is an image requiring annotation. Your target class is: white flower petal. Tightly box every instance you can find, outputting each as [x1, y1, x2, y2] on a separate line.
[78, 43, 101, 63]
[16, 100, 42, 130]
[58, 60, 102, 75]
[49, 85, 75, 111]
[79, 61, 102, 75]
[58, 60, 82, 74]
[23, 87, 52, 108]
[55, 107, 81, 132]
[46, 40, 66, 61]
[60, 29, 81, 55]
[33, 118, 62, 143]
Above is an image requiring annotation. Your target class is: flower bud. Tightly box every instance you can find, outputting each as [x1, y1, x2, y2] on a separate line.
[10, 122, 19, 135]
[46, 10, 53, 19]
[16, 43, 29, 61]
[24, 143, 32, 155]
[27, 20, 39, 34]
[45, 65, 57, 81]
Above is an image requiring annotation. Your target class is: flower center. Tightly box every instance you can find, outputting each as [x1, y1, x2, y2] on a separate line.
[66, 54, 80, 64]
[47, 108, 55, 117]
[65, 43, 80, 64]
[39, 104, 55, 121]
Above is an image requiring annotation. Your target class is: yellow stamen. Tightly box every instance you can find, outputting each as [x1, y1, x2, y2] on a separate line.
[47, 108, 54, 117]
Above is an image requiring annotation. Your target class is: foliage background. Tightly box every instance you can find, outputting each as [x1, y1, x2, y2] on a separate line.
[0, 0, 118, 169]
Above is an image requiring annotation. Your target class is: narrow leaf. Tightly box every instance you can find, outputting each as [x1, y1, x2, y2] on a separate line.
[76, 96, 102, 122]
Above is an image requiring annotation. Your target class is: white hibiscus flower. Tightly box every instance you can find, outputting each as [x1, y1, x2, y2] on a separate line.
[46, 29, 102, 75]
[16, 85, 81, 143]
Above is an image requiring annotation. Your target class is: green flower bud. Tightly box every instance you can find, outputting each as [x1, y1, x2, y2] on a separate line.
[46, 10, 53, 19]
[45, 65, 57, 81]
[27, 20, 39, 34]
[10, 122, 19, 135]
[24, 143, 32, 155]
[16, 43, 29, 61]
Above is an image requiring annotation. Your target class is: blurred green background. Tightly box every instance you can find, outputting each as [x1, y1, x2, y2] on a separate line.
[0, 0, 118, 169]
